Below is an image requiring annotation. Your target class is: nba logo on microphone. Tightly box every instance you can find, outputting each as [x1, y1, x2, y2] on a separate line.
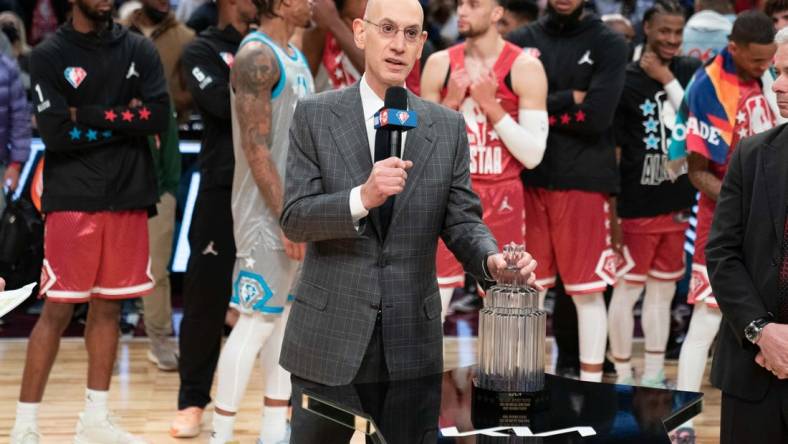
[397, 111, 410, 123]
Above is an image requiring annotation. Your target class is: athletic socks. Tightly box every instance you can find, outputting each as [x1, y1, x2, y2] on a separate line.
[643, 352, 665, 381]
[579, 370, 603, 383]
[258, 406, 289, 442]
[83, 388, 109, 421]
[677, 303, 723, 392]
[439, 287, 454, 323]
[210, 412, 235, 444]
[13, 401, 40, 431]
[614, 360, 633, 383]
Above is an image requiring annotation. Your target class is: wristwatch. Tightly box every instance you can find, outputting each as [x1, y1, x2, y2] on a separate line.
[744, 317, 772, 344]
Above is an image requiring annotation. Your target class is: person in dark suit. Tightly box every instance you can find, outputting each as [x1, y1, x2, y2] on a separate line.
[706, 27, 788, 444]
[279, 0, 539, 440]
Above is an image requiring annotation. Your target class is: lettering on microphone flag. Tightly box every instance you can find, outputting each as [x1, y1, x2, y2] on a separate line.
[374, 108, 418, 130]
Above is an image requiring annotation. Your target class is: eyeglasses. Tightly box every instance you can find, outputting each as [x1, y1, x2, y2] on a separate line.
[363, 19, 423, 43]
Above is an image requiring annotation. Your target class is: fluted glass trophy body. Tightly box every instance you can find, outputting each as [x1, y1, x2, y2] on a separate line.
[477, 243, 546, 392]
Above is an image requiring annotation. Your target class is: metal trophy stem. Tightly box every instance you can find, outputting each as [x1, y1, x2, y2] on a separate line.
[478, 243, 546, 393]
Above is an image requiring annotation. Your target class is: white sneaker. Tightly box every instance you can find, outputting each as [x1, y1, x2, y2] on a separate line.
[10, 425, 41, 444]
[73, 412, 148, 444]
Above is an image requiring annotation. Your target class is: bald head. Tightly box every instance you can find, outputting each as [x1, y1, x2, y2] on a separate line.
[364, 0, 424, 24]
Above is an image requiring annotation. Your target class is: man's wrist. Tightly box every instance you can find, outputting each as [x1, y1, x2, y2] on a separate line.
[745, 317, 773, 344]
[481, 252, 496, 282]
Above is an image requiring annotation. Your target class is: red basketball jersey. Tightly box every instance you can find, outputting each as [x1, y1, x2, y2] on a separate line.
[441, 42, 524, 183]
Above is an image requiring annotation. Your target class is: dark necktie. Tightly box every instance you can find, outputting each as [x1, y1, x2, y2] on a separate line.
[374, 126, 394, 237]
[778, 216, 788, 322]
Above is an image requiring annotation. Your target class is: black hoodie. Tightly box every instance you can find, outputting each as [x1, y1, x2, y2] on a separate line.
[507, 13, 628, 194]
[180, 25, 244, 191]
[30, 21, 170, 213]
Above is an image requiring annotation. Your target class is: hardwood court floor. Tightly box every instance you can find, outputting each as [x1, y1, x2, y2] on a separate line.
[0, 337, 721, 443]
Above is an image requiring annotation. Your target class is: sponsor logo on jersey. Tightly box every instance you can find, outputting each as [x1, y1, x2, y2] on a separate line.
[126, 62, 139, 79]
[64, 67, 87, 89]
[191, 66, 213, 90]
[578, 50, 594, 66]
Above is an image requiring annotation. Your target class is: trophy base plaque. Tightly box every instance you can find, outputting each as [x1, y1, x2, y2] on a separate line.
[471, 378, 550, 428]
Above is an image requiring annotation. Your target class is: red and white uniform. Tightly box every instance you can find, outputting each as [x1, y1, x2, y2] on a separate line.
[435, 42, 525, 288]
[315, 31, 421, 94]
[39, 210, 153, 303]
[689, 80, 776, 308]
[620, 214, 688, 286]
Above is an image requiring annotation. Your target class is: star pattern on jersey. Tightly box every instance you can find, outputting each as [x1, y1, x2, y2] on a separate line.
[738, 126, 749, 138]
[560, 113, 571, 124]
[487, 130, 499, 141]
[640, 99, 656, 116]
[643, 117, 659, 133]
[737, 111, 747, 124]
[121, 110, 134, 122]
[86, 129, 98, 141]
[102, 130, 112, 139]
[643, 133, 660, 150]
[575, 110, 586, 122]
[244, 257, 256, 268]
[138, 107, 151, 120]
[69, 127, 81, 140]
[548, 115, 557, 126]
[104, 109, 117, 122]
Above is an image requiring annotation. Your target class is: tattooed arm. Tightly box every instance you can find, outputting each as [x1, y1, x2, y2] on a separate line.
[687, 152, 722, 202]
[232, 41, 304, 260]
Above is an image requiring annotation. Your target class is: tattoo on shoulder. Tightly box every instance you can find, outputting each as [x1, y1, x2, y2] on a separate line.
[232, 42, 280, 95]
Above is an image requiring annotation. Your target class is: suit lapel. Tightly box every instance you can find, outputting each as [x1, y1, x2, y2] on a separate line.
[763, 131, 788, 242]
[329, 83, 385, 241]
[387, 94, 436, 245]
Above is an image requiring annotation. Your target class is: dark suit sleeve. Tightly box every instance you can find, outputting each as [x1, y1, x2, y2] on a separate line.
[280, 100, 368, 242]
[441, 113, 498, 283]
[706, 143, 771, 348]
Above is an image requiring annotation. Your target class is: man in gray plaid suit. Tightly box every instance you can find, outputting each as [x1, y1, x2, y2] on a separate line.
[280, 0, 539, 439]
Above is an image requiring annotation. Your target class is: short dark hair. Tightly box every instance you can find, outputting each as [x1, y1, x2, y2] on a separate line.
[253, 0, 278, 18]
[729, 10, 777, 44]
[502, 0, 539, 21]
[765, 0, 788, 17]
[642, 0, 685, 24]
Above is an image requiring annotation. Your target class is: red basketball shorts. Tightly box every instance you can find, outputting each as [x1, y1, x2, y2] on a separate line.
[619, 214, 688, 286]
[39, 210, 153, 303]
[436, 179, 525, 288]
[524, 188, 615, 295]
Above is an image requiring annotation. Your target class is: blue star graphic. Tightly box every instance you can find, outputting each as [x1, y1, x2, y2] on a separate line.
[639, 99, 656, 117]
[69, 127, 81, 141]
[86, 129, 98, 141]
[643, 134, 660, 150]
[102, 130, 112, 139]
[643, 117, 659, 133]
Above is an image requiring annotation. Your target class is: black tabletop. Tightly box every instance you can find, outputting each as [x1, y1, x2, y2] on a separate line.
[299, 366, 703, 443]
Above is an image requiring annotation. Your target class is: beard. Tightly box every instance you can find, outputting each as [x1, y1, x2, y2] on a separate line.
[458, 23, 488, 39]
[546, 2, 584, 28]
[74, 0, 112, 23]
[142, 4, 169, 24]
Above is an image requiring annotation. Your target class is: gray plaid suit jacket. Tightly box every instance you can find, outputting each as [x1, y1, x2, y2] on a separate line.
[279, 82, 497, 386]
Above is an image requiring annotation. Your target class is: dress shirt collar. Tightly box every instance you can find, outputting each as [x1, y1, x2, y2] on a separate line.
[360, 74, 385, 123]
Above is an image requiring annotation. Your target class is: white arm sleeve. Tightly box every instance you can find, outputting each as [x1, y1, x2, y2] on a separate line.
[663, 79, 684, 111]
[492, 109, 549, 170]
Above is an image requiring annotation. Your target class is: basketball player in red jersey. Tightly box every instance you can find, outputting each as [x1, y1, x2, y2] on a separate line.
[421, 0, 548, 321]
[302, 0, 422, 93]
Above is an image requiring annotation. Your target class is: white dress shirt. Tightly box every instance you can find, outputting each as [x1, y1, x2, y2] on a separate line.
[349, 75, 408, 225]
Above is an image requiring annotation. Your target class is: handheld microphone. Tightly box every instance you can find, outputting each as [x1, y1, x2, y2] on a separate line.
[374, 87, 417, 158]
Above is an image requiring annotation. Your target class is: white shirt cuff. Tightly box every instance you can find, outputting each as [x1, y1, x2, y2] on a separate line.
[350, 186, 369, 229]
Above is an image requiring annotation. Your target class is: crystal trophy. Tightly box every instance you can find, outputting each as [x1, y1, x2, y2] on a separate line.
[472, 243, 549, 431]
